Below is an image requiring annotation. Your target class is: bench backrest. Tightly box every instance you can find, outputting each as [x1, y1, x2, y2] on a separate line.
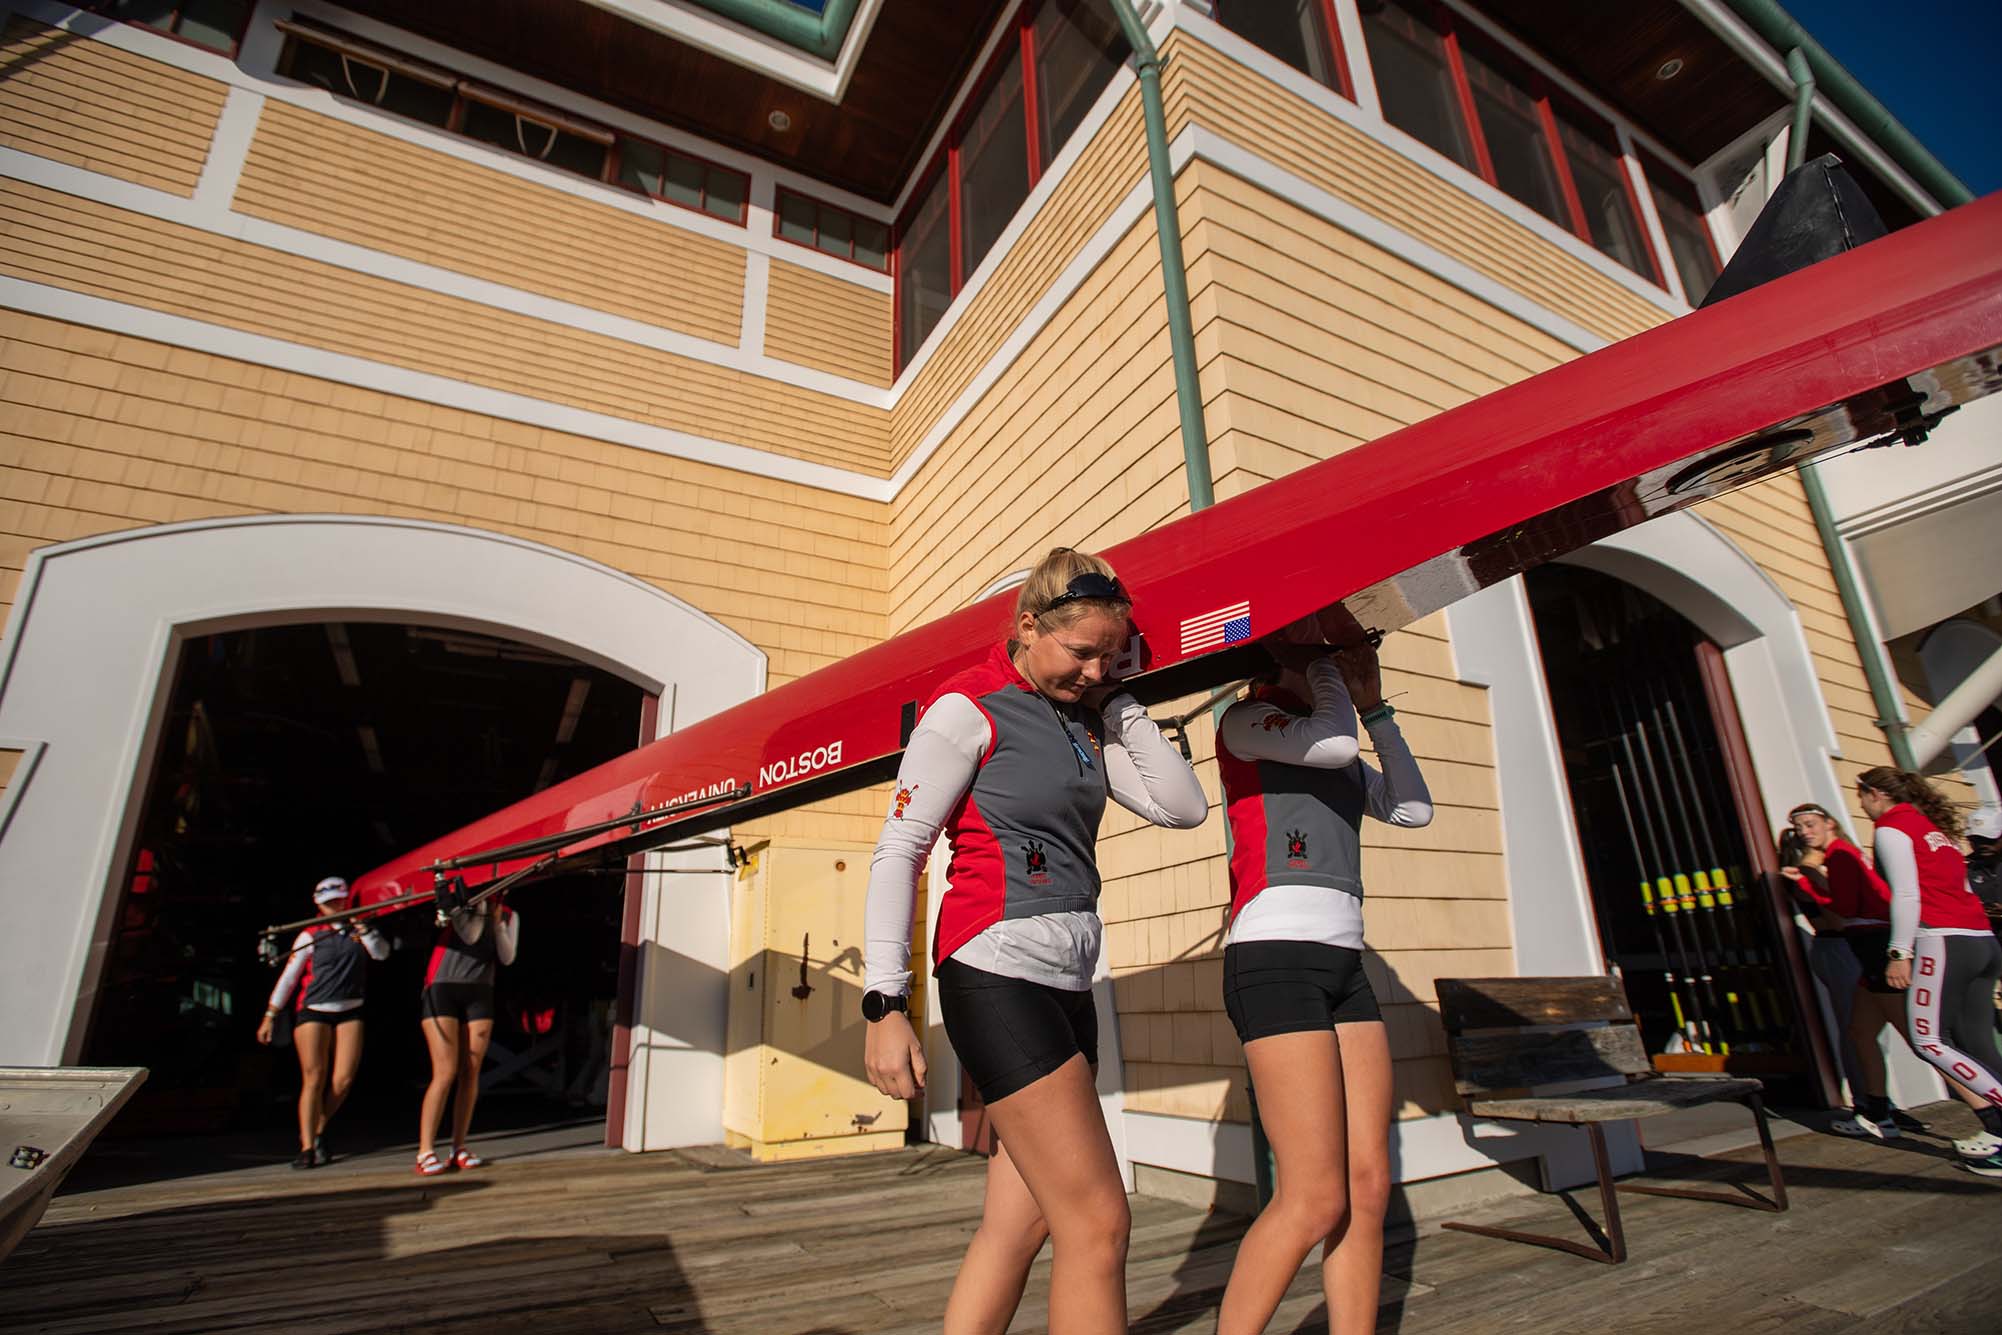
[1436, 976, 1652, 1101]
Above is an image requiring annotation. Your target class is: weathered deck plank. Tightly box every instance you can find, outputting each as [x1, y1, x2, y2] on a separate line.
[2, 1103, 1997, 1332]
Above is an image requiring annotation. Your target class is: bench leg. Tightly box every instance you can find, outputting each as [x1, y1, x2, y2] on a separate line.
[1615, 1094, 1789, 1212]
[1441, 1122, 1626, 1264]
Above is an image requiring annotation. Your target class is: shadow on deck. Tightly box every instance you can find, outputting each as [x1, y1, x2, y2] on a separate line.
[3, 1102, 1998, 1333]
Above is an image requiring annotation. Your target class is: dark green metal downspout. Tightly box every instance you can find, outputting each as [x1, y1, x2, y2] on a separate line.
[1722, 0, 1973, 208]
[1106, 0, 1215, 513]
[1777, 47, 1919, 769]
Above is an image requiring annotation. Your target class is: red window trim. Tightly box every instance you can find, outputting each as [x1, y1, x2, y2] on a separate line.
[772, 186, 891, 272]
[1639, 149, 1726, 285]
[613, 136, 751, 225]
[1544, 88, 1666, 287]
[1435, 6, 1496, 183]
[1318, 0, 1356, 102]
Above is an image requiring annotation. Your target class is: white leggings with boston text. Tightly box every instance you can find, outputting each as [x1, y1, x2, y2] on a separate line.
[1907, 932, 2002, 1108]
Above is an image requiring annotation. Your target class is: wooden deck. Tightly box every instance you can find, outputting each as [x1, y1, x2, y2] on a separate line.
[3, 1101, 1998, 1333]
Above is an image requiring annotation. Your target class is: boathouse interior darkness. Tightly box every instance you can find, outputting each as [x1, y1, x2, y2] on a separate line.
[83, 621, 645, 1140]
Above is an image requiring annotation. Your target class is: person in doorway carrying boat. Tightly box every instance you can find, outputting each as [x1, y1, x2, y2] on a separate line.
[1211, 613, 1432, 1335]
[257, 876, 387, 1170]
[414, 894, 520, 1176]
[861, 547, 1208, 1335]
[1779, 802, 1927, 1138]
[1857, 767, 2002, 1176]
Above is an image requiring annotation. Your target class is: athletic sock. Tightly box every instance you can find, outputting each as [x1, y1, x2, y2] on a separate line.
[1860, 1094, 1892, 1121]
[1976, 1106, 2002, 1136]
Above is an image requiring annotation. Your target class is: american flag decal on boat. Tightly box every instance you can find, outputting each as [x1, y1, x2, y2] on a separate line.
[1180, 601, 1252, 654]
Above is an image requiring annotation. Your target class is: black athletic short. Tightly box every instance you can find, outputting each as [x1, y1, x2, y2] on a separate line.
[935, 957, 1097, 1105]
[420, 982, 496, 1024]
[295, 1005, 364, 1028]
[1223, 940, 1380, 1042]
[1846, 927, 1897, 994]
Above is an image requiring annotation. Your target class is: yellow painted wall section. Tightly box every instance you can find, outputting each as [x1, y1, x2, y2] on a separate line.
[0, 17, 226, 197]
[0, 178, 890, 476]
[887, 84, 1151, 473]
[235, 100, 746, 345]
[1160, 32, 1669, 347]
[764, 259, 893, 387]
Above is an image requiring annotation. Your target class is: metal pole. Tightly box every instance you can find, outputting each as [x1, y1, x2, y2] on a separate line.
[1106, 0, 1214, 512]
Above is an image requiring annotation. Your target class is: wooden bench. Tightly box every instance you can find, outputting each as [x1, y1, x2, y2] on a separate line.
[1436, 975, 1787, 1264]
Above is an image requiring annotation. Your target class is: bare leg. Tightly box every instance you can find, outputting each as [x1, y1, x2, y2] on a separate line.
[941, 1139, 1050, 1334]
[419, 1016, 460, 1160]
[294, 1021, 330, 1153]
[451, 1018, 494, 1152]
[949, 1055, 1128, 1335]
[319, 1021, 365, 1137]
[1322, 1021, 1394, 1335]
[1218, 1030, 1347, 1335]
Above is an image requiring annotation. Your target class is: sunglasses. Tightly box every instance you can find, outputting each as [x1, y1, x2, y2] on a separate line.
[1041, 571, 1128, 615]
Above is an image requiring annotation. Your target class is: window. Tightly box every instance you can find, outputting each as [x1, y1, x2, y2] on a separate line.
[1553, 107, 1654, 280]
[1214, 0, 1350, 96]
[1644, 156, 1722, 304]
[776, 190, 889, 271]
[894, 0, 1130, 368]
[899, 172, 953, 359]
[1356, 2, 1668, 287]
[279, 23, 749, 224]
[1458, 41, 1566, 227]
[620, 140, 748, 223]
[1358, 0, 1477, 173]
[88, 0, 250, 54]
[1033, 1, 1126, 166]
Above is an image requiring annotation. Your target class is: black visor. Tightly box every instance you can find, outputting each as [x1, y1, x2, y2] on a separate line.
[1042, 571, 1128, 615]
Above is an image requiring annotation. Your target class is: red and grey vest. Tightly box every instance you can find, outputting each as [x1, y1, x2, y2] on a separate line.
[297, 924, 369, 1010]
[931, 643, 1109, 966]
[1218, 684, 1366, 923]
[1876, 804, 1988, 931]
[425, 910, 509, 987]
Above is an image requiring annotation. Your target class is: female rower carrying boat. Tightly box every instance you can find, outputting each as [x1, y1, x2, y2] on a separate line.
[862, 547, 1208, 1334]
[1857, 767, 2002, 1176]
[1212, 615, 1433, 1335]
[415, 895, 520, 1176]
[257, 876, 387, 1169]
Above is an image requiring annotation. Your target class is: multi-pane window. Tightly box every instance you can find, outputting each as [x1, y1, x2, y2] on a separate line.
[894, 0, 1128, 368]
[1358, 1, 1660, 285]
[1358, 0, 1478, 172]
[1213, 0, 1351, 97]
[279, 23, 748, 224]
[776, 190, 890, 271]
[89, 1, 251, 54]
[1643, 155, 1722, 304]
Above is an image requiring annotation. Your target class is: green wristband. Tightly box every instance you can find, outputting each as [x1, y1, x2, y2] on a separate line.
[1358, 702, 1396, 727]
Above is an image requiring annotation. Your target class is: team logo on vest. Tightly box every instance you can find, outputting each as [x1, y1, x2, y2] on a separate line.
[893, 783, 919, 819]
[1923, 831, 1953, 853]
[1023, 839, 1051, 885]
[1285, 829, 1309, 868]
[1257, 712, 1291, 733]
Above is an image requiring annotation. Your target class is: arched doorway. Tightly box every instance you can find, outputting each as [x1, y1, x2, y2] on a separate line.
[81, 619, 646, 1144]
[1526, 564, 1827, 1101]
[0, 515, 763, 1152]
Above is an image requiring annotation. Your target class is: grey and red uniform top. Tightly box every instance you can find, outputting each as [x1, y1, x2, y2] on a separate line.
[1791, 835, 1892, 927]
[864, 641, 1207, 997]
[268, 921, 389, 1013]
[424, 907, 520, 989]
[1216, 659, 1432, 949]
[1873, 803, 1989, 954]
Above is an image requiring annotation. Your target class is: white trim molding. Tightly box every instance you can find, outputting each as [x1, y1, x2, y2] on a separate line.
[0, 515, 764, 1157]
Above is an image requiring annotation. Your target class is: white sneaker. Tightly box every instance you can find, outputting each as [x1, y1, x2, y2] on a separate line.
[1962, 1151, 2002, 1178]
[1829, 1113, 1898, 1139]
[1953, 1131, 2002, 1158]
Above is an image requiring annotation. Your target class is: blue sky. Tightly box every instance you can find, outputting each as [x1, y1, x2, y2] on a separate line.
[1787, 0, 2002, 198]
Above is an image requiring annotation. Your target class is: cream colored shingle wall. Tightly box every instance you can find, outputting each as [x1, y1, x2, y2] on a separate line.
[764, 259, 893, 387]
[236, 101, 747, 345]
[0, 17, 226, 197]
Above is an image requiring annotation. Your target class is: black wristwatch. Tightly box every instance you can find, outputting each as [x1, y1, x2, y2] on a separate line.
[861, 990, 909, 1023]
